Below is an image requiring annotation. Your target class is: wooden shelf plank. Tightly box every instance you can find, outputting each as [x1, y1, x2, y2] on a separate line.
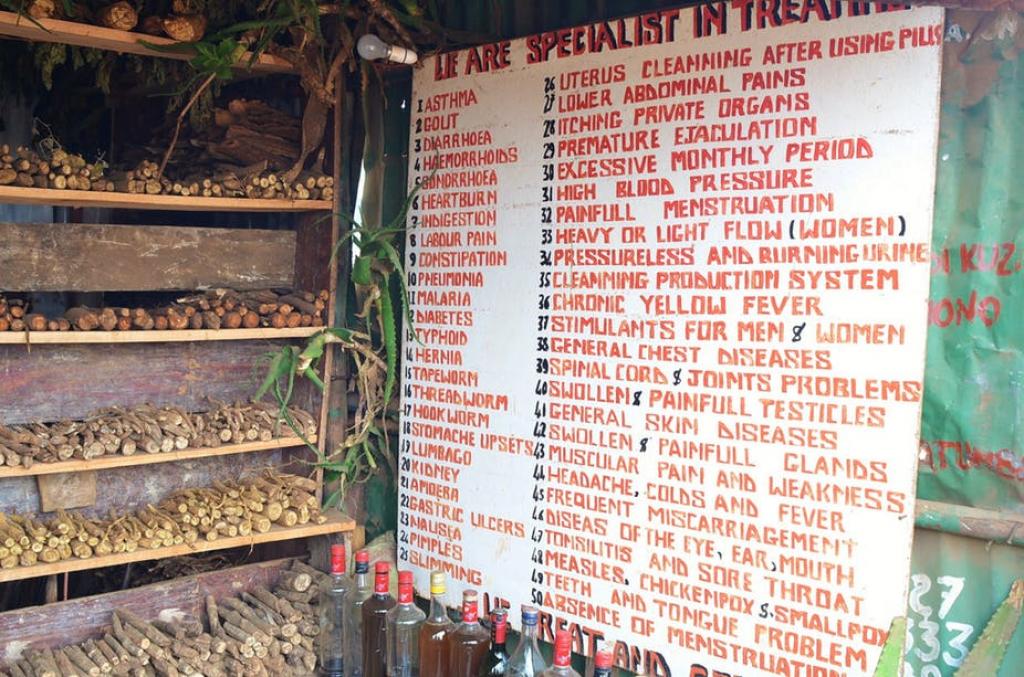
[0, 11, 294, 74]
[0, 186, 331, 212]
[0, 511, 354, 583]
[0, 327, 321, 345]
[0, 436, 317, 478]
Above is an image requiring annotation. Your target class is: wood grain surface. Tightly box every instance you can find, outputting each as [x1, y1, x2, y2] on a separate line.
[0, 341, 281, 424]
[0, 222, 296, 291]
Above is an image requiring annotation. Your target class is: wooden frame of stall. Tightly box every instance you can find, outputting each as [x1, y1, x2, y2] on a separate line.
[0, 9, 356, 649]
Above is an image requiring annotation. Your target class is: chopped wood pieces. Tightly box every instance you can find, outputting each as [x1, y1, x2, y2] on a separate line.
[3, 558, 325, 675]
[96, 2, 139, 31]
[113, 160, 333, 201]
[0, 401, 317, 468]
[0, 143, 333, 202]
[0, 472, 325, 571]
[0, 288, 329, 333]
[0, 144, 112, 192]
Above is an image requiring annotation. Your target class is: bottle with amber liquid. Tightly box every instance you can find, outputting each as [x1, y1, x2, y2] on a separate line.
[362, 561, 396, 677]
[446, 590, 490, 677]
[480, 608, 509, 675]
[418, 571, 453, 677]
[539, 631, 580, 677]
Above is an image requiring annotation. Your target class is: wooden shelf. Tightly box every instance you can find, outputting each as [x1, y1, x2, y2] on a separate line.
[0, 327, 322, 345]
[0, 11, 294, 74]
[0, 511, 354, 583]
[0, 186, 331, 212]
[0, 436, 316, 478]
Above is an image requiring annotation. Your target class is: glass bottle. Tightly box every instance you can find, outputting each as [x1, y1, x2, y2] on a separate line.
[346, 550, 374, 677]
[480, 608, 510, 675]
[446, 589, 490, 677]
[318, 544, 352, 676]
[592, 648, 613, 677]
[387, 570, 426, 676]
[539, 630, 580, 677]
[362, 561, 396, 677]
[505, 606, 547, 676]
[418, 571, 453, 677]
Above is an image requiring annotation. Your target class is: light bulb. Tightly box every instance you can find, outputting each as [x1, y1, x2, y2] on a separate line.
[357, 34, 388, 61]
[357, 33, 418, 65]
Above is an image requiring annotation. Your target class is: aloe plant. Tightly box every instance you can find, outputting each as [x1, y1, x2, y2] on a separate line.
[953, 579, 1024, 676]
[255, 167, 428, 507]
[871, 617, 905, 677]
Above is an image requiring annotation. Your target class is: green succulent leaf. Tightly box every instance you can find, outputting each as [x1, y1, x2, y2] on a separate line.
[954, 581, 1024, 677]
[352, 254, 373, 286]
[255, 348, 294, 400]
[380, 274, 398, 408]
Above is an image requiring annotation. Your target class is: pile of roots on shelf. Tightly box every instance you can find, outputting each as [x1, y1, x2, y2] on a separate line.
[2, 559, 327, 676]
[115, 160, 333, 201]
[0, 145, 112, 192]
[130, 98, 333, 200]
[0, 471, 325, 570]
[0, 288, 329, 333]
[0, 401, 317, 469]
[23, 0, 211, 42]
[0, 142, 332, 201]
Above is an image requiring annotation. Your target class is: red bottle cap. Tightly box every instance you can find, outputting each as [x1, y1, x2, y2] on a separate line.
[374, 561, 390, 594]
[595, 649, 613, 669]
[461, 590, 479, 623]
[356, 550, 370, 563]
[398, 571, 414, 603]
[553, 630, 572, 667]
[491, 609, 508, 644]
[330, 544, 346, 575]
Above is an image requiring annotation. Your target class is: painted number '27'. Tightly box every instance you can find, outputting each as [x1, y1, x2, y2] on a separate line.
[903, 574, 973, 677]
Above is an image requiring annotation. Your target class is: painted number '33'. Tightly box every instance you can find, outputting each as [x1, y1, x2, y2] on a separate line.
[903, 574, 974, 677]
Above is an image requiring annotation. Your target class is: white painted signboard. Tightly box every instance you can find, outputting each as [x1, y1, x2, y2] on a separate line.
[399, 3, 944, 675]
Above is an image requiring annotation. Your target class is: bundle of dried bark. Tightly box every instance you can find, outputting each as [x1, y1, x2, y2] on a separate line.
[203, 100, 302, 171]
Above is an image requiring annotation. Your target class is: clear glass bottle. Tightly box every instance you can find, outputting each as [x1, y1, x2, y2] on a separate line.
[480, 608, 510, 675]
[318, 544, 353, 676]
[539, 630, 580, 677]
[505, 606, 547, 676]
[418, 571, 453, 677]
[346, 550, 374, 677]
[387, 571, 426, 676]
[446, 590, 490, 677]
[362, 561, 397, 677]
[592, 649, 613, 677]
